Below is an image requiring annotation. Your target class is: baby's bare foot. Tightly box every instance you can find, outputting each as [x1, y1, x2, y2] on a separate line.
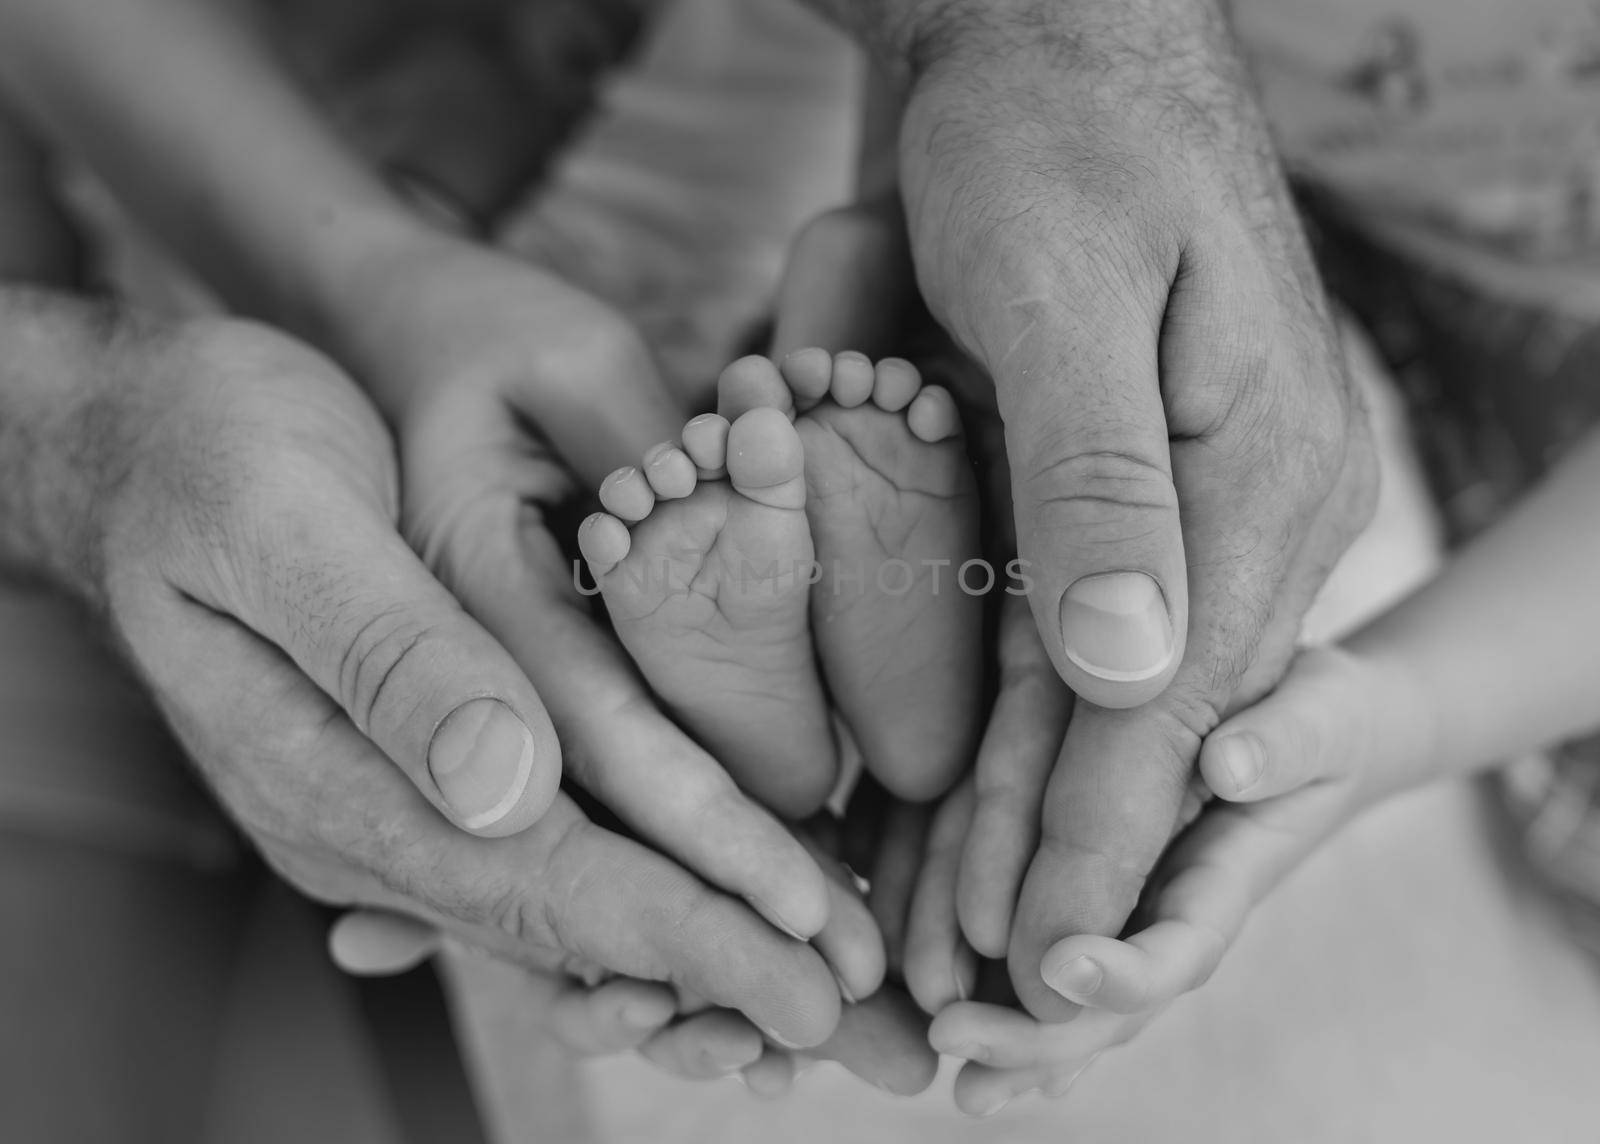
[579, 373, 837, 818]
[783, 347, 984, 801]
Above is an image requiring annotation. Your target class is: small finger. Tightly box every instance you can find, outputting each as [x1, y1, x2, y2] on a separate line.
[540, 977, 679, 1056]
[740, 1048, 796, 1099]
[1200, 648, 1363, 802]
[958, 596, 1072, 958]
[637, 1009, 765, 1079]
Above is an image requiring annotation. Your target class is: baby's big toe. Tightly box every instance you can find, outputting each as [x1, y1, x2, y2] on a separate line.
[727, 407, 806, 510]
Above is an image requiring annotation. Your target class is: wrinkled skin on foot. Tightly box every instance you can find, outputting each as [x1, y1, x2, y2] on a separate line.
[582, 400, 837, 819]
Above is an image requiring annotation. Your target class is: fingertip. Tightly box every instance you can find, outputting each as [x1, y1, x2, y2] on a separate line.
[428, 698, 559, 837]
[1040, 951, 1104, 1006]
[616, 987, 679, 1036]
[1200, 731, 1265, 801]
[328, 911, 440, 976]
[1040, 934, 1160, 1013]
[741, 1049, 796, 1099]
[1054, 571, 1181, 709]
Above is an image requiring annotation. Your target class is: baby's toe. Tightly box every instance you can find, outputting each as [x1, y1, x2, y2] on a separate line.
[598, 466, 656, 522]
[681, 413, 731, 477]
[642, 442, 698, 500]
[779, 346, 834, 409]
[717, 355, 794, 421]
[578, 512, 632, 576]
[907, 385, 961, 443]
[726, 407, 806, 510]
[828, 350, 876, 407]
[871, 357, 922, 412]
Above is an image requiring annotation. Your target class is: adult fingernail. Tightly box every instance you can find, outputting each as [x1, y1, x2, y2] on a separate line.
[1042, 954, 1103, 1001]
[832, 968, 859, 1006]
[954, 1042, 991, 1064]
[1216, 733, 1264, 794]
[1059, 572, 1174, 683]
[428, 699, 535, 830]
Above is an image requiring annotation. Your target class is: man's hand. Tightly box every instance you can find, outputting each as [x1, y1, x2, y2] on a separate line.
[0, 301, 847, 1050]
[805, 0, 1379, 1019]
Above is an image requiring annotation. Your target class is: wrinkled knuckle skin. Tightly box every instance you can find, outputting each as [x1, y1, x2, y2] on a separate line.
[335, 607, 453, 740]
[1020, 448, 1179, 534]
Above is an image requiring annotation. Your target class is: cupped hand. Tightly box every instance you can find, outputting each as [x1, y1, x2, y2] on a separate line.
[908, 642, 1423, 1115]
[62, 313, 846, 1051]
[886, 11, 1380, 1018]
[304, 226, 948, 1087]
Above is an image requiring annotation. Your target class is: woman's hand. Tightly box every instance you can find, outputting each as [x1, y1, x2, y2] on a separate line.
[329, 227, 685, 483]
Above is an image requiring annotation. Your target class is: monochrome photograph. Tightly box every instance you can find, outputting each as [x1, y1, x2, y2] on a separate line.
[4, 0, 1600, 1140]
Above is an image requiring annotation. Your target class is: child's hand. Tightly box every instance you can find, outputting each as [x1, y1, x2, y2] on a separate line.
[922, 644, 1434, 1115]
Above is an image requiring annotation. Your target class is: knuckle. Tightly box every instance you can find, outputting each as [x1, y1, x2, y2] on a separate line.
[1019, 448, 1179, 533]
[335, 605, 453, 738]
[1157, 683, 1227, 747]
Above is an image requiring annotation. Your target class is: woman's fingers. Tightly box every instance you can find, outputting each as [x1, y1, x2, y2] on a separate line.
[859, 792, 931, 976]
[791, 827, 887, 1004]
[770, 201, 912, 362]
[957, 595, 1072, 957]
[904, 778, 980, 1014]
